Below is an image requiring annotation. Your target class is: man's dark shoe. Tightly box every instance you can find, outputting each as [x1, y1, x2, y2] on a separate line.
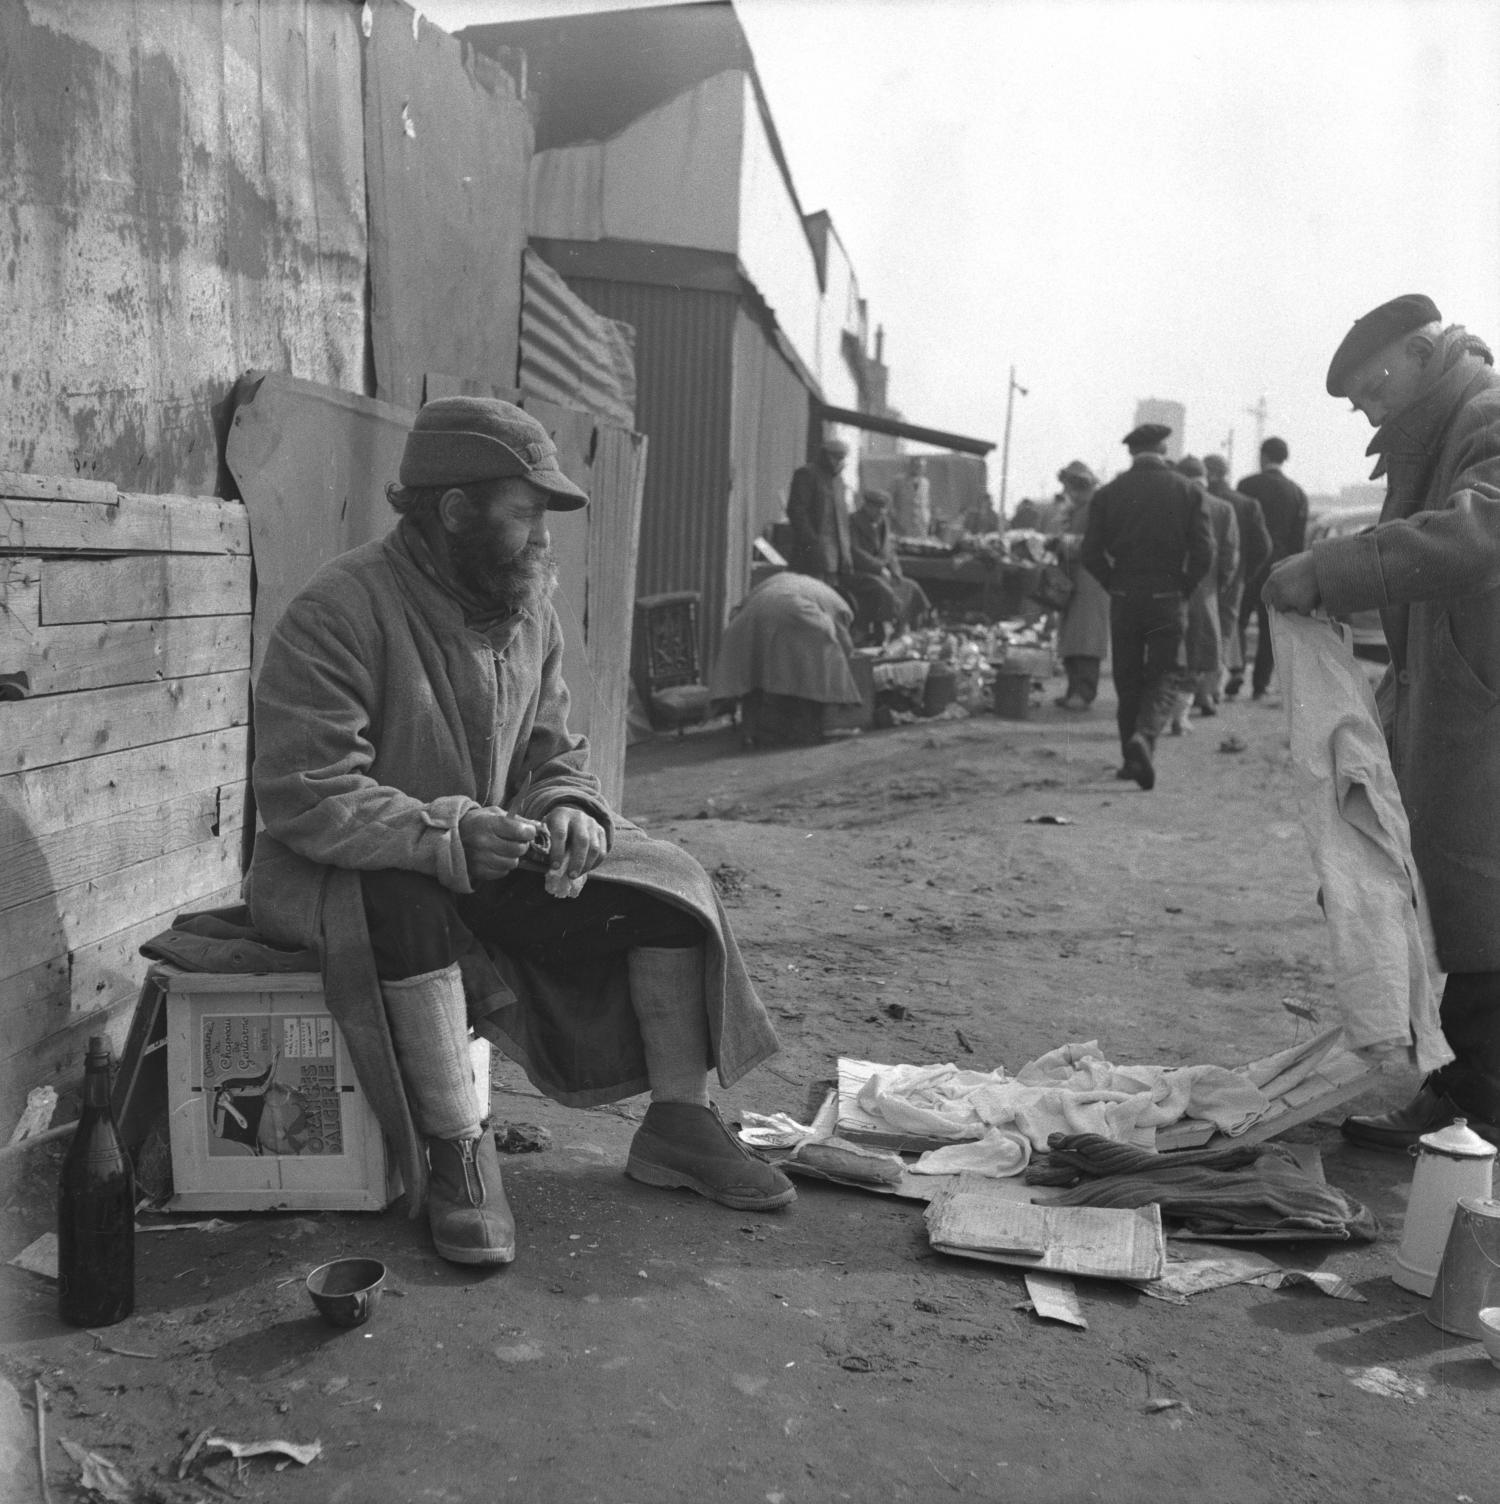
[1223, 674, 1242, 698]
[1123, 733, 1156, 790]
[627, 1102, 796, 1210]
[1114, 765, 1134, 780]
[426, 1123, 516, 1265]
[1341, 1084, 1500, 1152]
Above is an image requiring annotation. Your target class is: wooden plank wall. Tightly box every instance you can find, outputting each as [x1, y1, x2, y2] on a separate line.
[0, 472, 251, 1120]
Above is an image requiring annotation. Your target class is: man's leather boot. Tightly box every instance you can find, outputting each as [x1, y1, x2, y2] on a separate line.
[1342, 1082, 1500, 1152]
[627, 1101, 796, 1210]
[426, 1125, 516, 1265]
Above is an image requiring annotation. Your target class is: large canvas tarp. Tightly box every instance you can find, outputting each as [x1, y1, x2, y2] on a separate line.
[363, 6, 532, 411]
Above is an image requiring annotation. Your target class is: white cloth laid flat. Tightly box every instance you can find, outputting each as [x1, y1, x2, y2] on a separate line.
[857, 1044, 1272, 1159]
[910, 1127, 1032, 1178]
[1269, 612, 1451, 1074]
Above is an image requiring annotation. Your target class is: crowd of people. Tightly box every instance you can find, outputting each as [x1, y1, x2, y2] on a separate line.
[231, 292, 1498, 1277]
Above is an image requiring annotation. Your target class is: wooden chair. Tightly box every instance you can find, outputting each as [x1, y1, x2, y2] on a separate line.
[632, 591, 714, 735]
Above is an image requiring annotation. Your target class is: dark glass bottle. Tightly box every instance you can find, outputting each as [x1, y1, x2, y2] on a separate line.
[57, 1036, 136, 1327]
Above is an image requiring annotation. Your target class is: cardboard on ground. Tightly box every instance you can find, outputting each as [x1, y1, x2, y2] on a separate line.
[926, 1173, 1166, 1282]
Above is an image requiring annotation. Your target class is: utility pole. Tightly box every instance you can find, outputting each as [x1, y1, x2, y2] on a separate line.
[998, 365, 1028, 524]
[1223, 429, 1235, 477]
[1245, 395, 1269, 455]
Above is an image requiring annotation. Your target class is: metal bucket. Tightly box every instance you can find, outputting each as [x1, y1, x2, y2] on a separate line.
[1426, 1197, 1500, 1338]
[991, 668, 1031, 720]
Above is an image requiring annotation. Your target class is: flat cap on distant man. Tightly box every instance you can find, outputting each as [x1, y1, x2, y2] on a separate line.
[819, 436, 850, 458]
[1175, 455, 1206, 479]
[1123, 423, 1171, 451]
[399, 396, 589, 508]
[1325, 294, 1441, 397]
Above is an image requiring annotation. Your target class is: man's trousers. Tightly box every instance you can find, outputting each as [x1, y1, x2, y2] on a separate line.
[1108, 590, 1187, 755]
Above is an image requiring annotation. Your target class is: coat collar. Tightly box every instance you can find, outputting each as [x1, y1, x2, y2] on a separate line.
[1367, 332, 1495, 479]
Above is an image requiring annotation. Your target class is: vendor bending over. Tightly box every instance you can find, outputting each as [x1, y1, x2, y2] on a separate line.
[245, 397, 793, 1266]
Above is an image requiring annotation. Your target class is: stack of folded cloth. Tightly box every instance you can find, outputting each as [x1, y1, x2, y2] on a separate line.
[1025, 1133, 1379, 1241]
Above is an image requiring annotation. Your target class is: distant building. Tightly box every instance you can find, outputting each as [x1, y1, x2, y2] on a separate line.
[1133, 398, 1186, 461]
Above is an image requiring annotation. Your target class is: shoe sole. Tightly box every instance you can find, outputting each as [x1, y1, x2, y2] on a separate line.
[433, 1238, 516, 1265]
[1338, 1126, 1419, 1154]
[625, 1153, 797, 1211]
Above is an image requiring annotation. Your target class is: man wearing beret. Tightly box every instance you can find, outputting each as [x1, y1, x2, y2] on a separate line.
[786, 437, 854, 584]
[1234, 437, 1309, 700]
[245, 397, 793, 1267]
[1081, 424, 1215, 788]
[1264, 294, 1500, 1148]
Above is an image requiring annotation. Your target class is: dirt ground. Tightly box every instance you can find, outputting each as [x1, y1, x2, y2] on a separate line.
[3, 665, 1499, 1504]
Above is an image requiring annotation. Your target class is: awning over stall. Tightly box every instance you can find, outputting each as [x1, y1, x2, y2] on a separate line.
[816, 404, 996, 457]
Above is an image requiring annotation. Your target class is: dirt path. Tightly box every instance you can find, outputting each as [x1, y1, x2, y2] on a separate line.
[3, 678, 1497, 1503]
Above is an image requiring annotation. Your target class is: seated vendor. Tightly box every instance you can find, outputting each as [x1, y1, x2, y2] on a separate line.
[245, 397, 794, 1269]
[707, 570, 867, 747]
[846, 488, 933, 642]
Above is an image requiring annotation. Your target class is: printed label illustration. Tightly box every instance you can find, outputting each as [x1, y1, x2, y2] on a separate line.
[200, 1012, 345, 1157]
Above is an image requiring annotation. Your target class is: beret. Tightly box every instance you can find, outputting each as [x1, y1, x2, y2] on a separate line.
[1123, 423, 1171, 451]
[1057, 459, 1098, 486]
[1325, 294, 1441, 397]
[398, 396, 588, 509]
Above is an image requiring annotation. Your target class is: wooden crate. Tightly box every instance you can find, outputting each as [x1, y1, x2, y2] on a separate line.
[157, 967, 396, 1213]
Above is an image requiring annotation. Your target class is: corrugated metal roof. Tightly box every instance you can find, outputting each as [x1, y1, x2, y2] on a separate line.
[520, 249, 637, 428]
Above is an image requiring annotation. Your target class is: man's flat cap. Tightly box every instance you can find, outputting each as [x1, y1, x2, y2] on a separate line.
[1057, 459, 1098, 486]
[861, 488, 892, 507]
[1123, 423, 1171, 451]
[1175, 454, 1206, 479]
[1203, 454, 1230, 477]
[819, 436, 850, 458]
[1325, 294, 1441, 397]
[398, 396, 588, 508]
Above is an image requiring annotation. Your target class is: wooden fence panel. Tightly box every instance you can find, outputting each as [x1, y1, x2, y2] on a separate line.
[0, 473, 253, 1119]
[41, 554, 252, 624]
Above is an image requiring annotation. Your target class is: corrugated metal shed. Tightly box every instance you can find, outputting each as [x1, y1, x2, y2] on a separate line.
[729, 307, 813, 605]
[560, 274, 737, 671]
[520, 250, 637, 429]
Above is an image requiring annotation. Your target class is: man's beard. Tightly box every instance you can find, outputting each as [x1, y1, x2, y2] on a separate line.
[449, 514, 557, 614]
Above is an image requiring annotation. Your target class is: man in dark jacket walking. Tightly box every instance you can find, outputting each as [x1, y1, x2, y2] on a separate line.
[1205, 453, 1271, 700]
[1236, 436, 1309, 698]
[786, 437, 853, 583]
[1082, 424, 1215, 789]
[1265, 294, 1500, 1148]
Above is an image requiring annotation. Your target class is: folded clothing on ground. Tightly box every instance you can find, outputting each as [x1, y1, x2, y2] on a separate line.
[1025, 1132, 1378, 1241]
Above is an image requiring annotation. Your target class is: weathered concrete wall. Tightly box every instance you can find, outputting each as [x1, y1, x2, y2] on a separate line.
[1, 0, 368, 494]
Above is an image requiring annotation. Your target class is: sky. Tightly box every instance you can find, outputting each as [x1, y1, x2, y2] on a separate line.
[421, 0, 1500, 506]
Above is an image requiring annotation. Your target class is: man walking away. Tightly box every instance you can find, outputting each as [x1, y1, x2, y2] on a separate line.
[1205, 453, 1270, 701]
[1081, 424, 1214, 789]
[1237, 436, 1308, 699]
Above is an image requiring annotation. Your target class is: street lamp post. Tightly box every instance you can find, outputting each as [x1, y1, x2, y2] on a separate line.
[998, 365, 1028, 524]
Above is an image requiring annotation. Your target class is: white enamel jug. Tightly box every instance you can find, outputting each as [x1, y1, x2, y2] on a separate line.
[1392, 1119, 1496, 1297]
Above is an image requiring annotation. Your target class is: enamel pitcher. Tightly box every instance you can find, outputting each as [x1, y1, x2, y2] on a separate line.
[1392, 1119, 1496, 1297]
